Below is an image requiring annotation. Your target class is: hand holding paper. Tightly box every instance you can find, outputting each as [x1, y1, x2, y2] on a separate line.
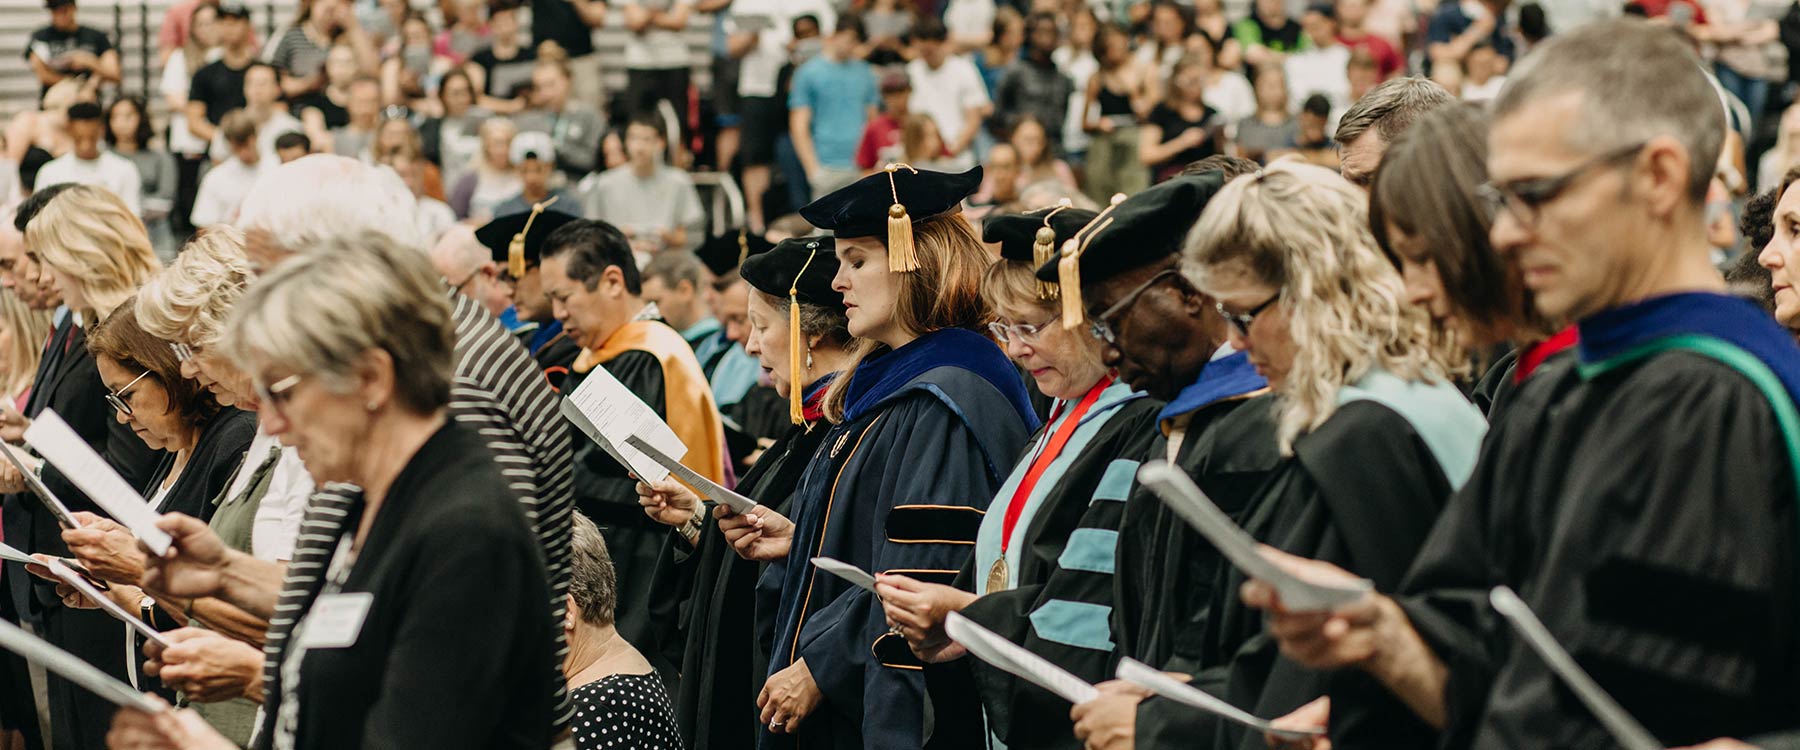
[945, 611, 1099, 704]
[1114, 657, 1322, 740]
[810, 556, 877, 594]
[46, 559, 173, 648]
[24, 411, 170, 555]
[1135, 461, 1371, 612]
[627, 434, 757, 514]
[2, 442, 80, 529]
[1490, 587, 1665, 750]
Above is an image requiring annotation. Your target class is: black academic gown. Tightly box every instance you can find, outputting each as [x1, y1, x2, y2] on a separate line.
[2, 318, 161, 750]
[956, 387, 1164, 749]
[1400, 350, 1800, 748]
[1195, 395, 1478, 750]
[564, 350, 685, 692]
[534, 333, 581, 393]
[1111, 352, 1282, 749]
[759, 331, 1036, 750]
[668, 406, 832, 750]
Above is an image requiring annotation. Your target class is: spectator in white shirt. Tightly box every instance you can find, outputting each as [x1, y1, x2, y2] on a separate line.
[383, 150, 457, 245]
[35, 102, 141, 215]
[581, 115, 705, 255]
[907, 18, 992, 171]
[190, 110, 270, 227]
[210, 62, 304, 164]
[1284, 4, 1353, 114]
[942, 0, 996, 53]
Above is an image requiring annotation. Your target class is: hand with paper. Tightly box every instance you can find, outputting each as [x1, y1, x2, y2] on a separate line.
[874, 573, 976, 663]
[1070, 680, 1151, 750]
[107, 701, 237, 750]
[137, 513, 230, 600]
[1266, 697, 1333, 749]
[0, 452, 23, 494]
[717, 504, 794, 561]
[62, 511, 149, 585]
[143, 628, 265, 704]
[635, 476, 701, 528]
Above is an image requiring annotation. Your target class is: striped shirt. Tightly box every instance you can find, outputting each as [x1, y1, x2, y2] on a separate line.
[258, 288, 575, 744]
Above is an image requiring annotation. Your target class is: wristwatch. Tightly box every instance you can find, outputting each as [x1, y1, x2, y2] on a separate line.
[677, 516, 703, 545]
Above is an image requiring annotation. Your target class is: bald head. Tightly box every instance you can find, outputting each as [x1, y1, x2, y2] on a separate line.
[431, 225, 488, 281]
[236, 155, 424, 263]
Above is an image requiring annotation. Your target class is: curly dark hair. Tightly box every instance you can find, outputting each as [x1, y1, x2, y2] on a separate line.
[105, 95, 154, 151]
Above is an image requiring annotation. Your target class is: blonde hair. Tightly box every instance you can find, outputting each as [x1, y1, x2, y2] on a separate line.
[137, 226, 254, 348]
[27, 186, 161, 320]
[1182, 160, 1442, 454]
[981, 257, 1104, 376]
[822, 213, 994, 422]
[0, 288, 51, 396]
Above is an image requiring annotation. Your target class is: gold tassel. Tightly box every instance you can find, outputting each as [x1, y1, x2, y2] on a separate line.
[788, 245, 821, 425]
[509, 194, 561, 279]
[1033, 199, 1072, 299]
[1058, 194, 1126, 329]
[884, 163, 920, 273]
[737, 229, 750, 267]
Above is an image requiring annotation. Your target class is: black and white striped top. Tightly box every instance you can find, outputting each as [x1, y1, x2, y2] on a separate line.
[258, 288, 576, 743]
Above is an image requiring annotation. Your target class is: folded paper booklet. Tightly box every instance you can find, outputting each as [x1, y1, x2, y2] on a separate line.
[2, 442, 80, 529]
[0, 543, 36, 566]
[626, 434, 757, 514]
[945, 611, 1099, 704]
[1135, 462, 1370, 612]
[24, 411, 168, 554]
[45, 559, 172, 648]
[0, 619, 160, 712]
[1489, 587, 1664, 750]
[810, 556, 877, 594]
[560, 366, 688, 485]
[1115, 658, 1321, 740]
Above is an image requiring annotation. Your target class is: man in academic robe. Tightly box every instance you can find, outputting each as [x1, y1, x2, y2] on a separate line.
[1251, 20, 1800, 748]
[476, 208, 584, 391]
[1038, 170, 1287, 750]
[539, 217, 728, 695]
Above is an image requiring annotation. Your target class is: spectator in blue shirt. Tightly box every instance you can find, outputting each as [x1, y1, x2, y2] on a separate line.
[789, 14, 880, 199]
[1426, 0, 1515, 78]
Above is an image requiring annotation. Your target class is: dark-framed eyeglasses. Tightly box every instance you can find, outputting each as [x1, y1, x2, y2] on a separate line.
[253, 374, 305, 415]
[1088, 267, 1182, 345]
[104, 369, 153, 418]
[988, 313, 1061, 344]
[1216, 294, 1279, 337]
[1476, 142, 1647, 229]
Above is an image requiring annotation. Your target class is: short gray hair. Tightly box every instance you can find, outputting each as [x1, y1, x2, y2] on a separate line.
[137, 226, 254, 348]
[641, 250, 708, 292]
[429, 224, 489, 281]
[567, 512, 617, 627]
[1334, 77, 1454, 147]
[224, 230, 454, 414]
[235, 154, 424, 254]
[1492, 18, 1722, 202]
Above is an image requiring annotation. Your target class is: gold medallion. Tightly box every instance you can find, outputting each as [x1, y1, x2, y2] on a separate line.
[987, 557, 1009, 593]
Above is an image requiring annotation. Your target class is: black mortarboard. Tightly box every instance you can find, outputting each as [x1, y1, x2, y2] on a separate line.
[799, 164, 982, 273]
[741, 236, 842, 424]
[1035, 171, 1228, 327]
[474, 201, 579, 277]
[697, 229, 775, 278]
[983, 201, 1095, 299]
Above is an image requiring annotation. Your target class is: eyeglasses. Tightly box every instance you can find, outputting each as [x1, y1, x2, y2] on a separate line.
[1216, 294, 1278, 337]
[104, 370, 153, 418]
[1477, 142, 1646, 229]
[988, 313, 1060, 344]
[253, 374, 305, 416]
[1088, 268, 1182, 345]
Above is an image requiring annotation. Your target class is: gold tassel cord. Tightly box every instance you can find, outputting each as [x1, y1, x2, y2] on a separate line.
[884, 163, 920, 273]
[736, 229, 750, 267]
[509, 194, 561, 279]
[788, 245, 821, 425]
[1033, 199, 1073, 299]
[1058, 194, 1126, 329]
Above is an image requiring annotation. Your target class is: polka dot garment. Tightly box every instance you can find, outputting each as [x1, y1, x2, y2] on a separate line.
[570, 672, 685, 750]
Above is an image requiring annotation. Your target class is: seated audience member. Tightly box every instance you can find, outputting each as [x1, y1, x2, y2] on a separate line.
[274, 131, 312, 163]
[191, 110, 270, 227]
[563, 512, 684, 750]
[494, 132, 577, 218]
[580, 116, 706, 255]
[36, 102, 141, 215]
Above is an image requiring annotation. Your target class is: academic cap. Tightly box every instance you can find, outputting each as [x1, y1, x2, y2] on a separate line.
[982, 201, 1096, 299]
[799, 164, 982, 273]
[474, 201, 579, 277]
[740, 236, 843, 424]
[1034, 170, 1228, 327]
[696, 229, 775, 278]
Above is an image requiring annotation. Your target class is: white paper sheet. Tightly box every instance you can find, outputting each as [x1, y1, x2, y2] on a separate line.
[560, 367, 689, 484]
[1115, 658, 1321, 740]
[0, 619, 161, 712]
[626, 434, 757, 514]
[1134, 461, 1370, 612]
[945, 611, 1099, 704]
[810, 556, 878, 593]
[45, 559, 172, 648]
[0, 543, 36, 566]
[2, 443, 80, 529]
[23, 411, 169, 555]
[1489, 587, 1664, 750]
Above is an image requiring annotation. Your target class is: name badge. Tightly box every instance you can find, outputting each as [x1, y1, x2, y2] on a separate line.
[299, 593, 373, 650]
